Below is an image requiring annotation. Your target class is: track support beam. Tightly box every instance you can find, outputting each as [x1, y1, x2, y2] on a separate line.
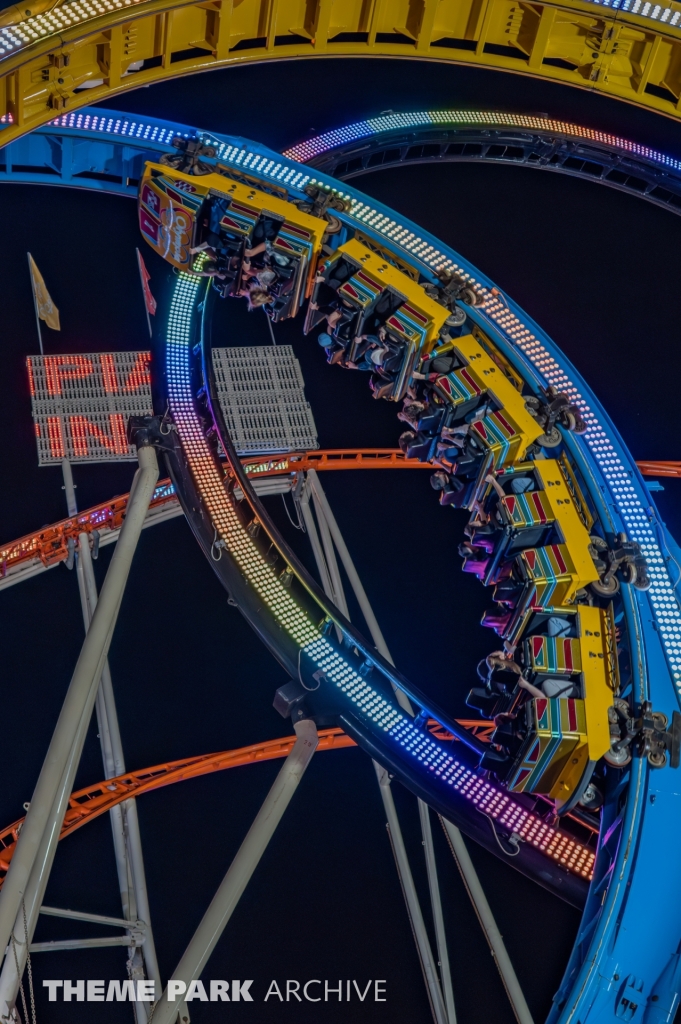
[419, 801, 457, 1024]
[65, 457, 161, 1021]
[149, 718, 318, 1024]
[0, 441, 159, 1021]
[440, 817, 533, 1024]
[302, 472, 453, 1024]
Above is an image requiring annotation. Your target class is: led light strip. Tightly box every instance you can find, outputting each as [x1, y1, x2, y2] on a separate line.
[0, 0, 151, 59]
[482, 299, 681, 687]
[0, 0, 678, 66]
[282, 110, 681, 173]
[208, 137, 681, 694]
[43, 110, 188, 142]
[0, 479, 177, 567]
[165, 268, 595, 880]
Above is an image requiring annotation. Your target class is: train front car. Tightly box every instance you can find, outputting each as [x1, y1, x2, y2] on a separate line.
[138, 159, 328, 319]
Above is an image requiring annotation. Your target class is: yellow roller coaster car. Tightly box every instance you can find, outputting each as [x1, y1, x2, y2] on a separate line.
[305, 237, 451, 401]
[508, 604, 617, 809]
[138, 162, 327, 320]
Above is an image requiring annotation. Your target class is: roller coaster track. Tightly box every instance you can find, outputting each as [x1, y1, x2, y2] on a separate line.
[0, 721, 507, 886]
[4, 0, 681, 148]
[137, 126, 681, 1023]
[287, 110, 681, 215]
[2, 25, 681, 1024]
[1, 449, 673, 591]
[7, 106, 681, 221]
[0, 448, 430, 589]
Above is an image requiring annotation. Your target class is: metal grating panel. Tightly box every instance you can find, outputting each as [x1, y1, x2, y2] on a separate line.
[27, 352, 153, 465]
[212, 346, 318, 455]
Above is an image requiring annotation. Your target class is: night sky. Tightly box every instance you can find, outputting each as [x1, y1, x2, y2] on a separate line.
[2, 52, 681, 1024]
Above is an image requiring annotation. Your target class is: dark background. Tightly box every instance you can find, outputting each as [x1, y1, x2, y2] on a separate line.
[2, 53, 681, 1023]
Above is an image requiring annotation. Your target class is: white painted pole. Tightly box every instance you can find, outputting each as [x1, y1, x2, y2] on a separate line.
[0, 696, 92, 1020]
[376, 766, 449, 1024]
[149, 720, 318, 1024]
[27, 252, 44, 355]
[419, 801, 457, 1024]
[0, 443, 158, 972]
[302, 474, 450, 1024]
[309, 487, 350, 618]
[77, 527, 161, 992]
[298, 485, 343, 644]
[441, 817, 534, 1024]
[307, 471, 395, 662]
[64, 459, 136, 928]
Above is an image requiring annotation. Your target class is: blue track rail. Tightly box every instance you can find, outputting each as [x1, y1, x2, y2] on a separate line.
[4, 111, 681, 1024]
[5, 106, 681, 217]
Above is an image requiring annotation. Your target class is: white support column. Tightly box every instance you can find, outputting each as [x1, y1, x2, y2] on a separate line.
[76, 521, 161, 994]
[301, 473, 451, 1024]
[149, 719, 318, 1024]
[298, 482, 343, 644]
[309, 488, 350, 618]
[440, 818, 534, 1024]
[376, 766, 449, 1024]
[306, 470, 413, 715]
[61, 459, 159, 1024]
[0, 689, 94, 1020]
[66, 462, 136, 923]
[298, 484, 334, 599]
[419, 802, 456, 1024]
[0, 442, 159, 989]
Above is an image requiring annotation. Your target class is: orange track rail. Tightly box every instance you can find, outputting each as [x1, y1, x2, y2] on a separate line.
[636, 461, 681, 478]
[0, 721, 493, 886]
[0, 449, 672, 582]
[0, 449, 429, 579]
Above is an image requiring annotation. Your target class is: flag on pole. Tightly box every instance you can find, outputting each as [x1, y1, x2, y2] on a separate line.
[28, 253, 60, 330]
[136, 248, 157, 316]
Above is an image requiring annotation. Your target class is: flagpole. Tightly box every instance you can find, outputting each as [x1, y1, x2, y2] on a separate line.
[136, 248, 153, 339]
[27, 252, 44, 355]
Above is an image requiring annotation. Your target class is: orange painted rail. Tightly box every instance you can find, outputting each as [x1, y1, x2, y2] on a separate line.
[637, 461, 681, 478]
[0, 450, 672, 582]
[0, 721, 494, 886]
[0, 449, 429, 581]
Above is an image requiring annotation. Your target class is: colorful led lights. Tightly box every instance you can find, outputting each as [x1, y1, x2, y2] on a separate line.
[282, 111, 681, 174]
[164, 266, 596, 882]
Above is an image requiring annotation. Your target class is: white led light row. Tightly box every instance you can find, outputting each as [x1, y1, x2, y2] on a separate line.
[0, 0, 149, 58]
[0, 0, 678, 64]
[482, 295, 681, 689]
[27, 107, 681, 187]
[49, 111, 185, 143]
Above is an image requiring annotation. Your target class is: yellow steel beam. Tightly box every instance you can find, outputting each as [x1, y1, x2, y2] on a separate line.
[2, 0, 681, 147]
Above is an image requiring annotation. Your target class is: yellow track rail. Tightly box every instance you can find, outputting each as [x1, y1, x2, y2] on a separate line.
[2, 0, 681, 148]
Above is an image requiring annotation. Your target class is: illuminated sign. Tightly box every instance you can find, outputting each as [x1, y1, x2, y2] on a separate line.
[27, 352, 153, 465]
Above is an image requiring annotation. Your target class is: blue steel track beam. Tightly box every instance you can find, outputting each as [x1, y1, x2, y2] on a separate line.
[149, 128, 681, 1024]
[6, 108, 681, 1024]
[5, 108, 681, 220]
